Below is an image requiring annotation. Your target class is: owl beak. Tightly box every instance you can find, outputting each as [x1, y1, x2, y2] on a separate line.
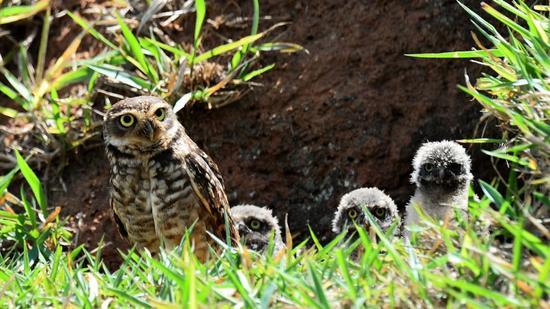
[237, 223, 251, 235]
[434, 167, 445, 184]
[141, 120, 155, 141]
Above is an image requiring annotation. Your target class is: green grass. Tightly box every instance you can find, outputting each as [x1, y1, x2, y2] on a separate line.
[0, 0, 549, 307]
[0, 0, 303, 171]
[408, 1, 549, 204]
[0, 156, 548, 307]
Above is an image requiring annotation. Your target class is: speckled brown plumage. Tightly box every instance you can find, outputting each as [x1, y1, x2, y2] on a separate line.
[103, 96, 238, 261]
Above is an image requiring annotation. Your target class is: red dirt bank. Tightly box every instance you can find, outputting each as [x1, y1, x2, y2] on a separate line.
[50, 0, 493, 268]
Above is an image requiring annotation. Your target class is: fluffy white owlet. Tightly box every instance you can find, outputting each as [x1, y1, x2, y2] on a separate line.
[405, 140, 473, 236]
[230, 205, 285, 256]
[332, 187, 400, 240]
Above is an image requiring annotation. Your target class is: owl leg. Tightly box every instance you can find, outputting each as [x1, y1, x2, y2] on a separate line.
[160, 223, 209, 263]
[190, 223, 210, 263]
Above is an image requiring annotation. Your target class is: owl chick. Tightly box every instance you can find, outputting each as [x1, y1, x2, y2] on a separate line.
[332, 187, 400, 240]
[230, 205, 284, 256]
[103, 96, 238, 261]
[405, 140, 473, 235]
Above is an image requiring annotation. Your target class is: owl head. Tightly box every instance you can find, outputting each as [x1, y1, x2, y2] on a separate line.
[103, 96, 180, 153]
[332, 187, 400, 236]
[411, 140, 473, 195]
[230, 205, 283, 254]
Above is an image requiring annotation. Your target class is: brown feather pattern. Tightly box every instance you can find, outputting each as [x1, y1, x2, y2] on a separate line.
[103, 96, 238, 261]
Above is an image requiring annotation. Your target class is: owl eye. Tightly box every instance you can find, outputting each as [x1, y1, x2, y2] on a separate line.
[250, 219, 261, 230]
[448, 162, 462, 174]
[424, 163, 433, 172]
[373, 207, 386, 219]
[155, 108, 166, 121]
[119, 114, 135, 127]
[347, 208, 358, 219]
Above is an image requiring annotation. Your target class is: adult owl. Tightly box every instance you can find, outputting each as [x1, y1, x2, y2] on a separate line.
[103, 96, 238, 261]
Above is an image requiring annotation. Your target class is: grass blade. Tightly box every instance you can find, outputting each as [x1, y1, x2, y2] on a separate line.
[193, 0, 206, 48]
[14, 150, 46, 217]
[36, 31, 86, 100]
[0, 0, 49, 24]
[107, 287, 152, 308]
[67, 12, 117, 49]
[252, 42, 305, 53]
[1, 67, 34, 102]
[242, 64, 275, 81]
[35, 6, 50, 84]
[0, 107, 18, 118]
[88, 64, 153, 90]
[308, 263, 330, 309]
[0, 166, 19, 197]
[406, 49, 504, 59]
[194, 33, 264, 64]
[115, 13, 152, 79]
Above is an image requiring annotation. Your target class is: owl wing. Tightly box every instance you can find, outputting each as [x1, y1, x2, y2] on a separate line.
[197, 147, 226, 189]
[183, 146, 239, 245]
[110, 198, 128, 238]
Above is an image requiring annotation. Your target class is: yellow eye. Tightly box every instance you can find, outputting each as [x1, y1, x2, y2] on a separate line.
[348, 209, 358, 219]
[424, 163, 433, 172]
[119, 114, 135, 127]
[250, 220, 261, 230]
[374, 207, 386, 218]
[155, 108, 166, 121]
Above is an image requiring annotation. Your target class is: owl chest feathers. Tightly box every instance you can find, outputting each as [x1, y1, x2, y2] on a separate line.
[108, 144, 199, 249]
[405, 186, 469, 230]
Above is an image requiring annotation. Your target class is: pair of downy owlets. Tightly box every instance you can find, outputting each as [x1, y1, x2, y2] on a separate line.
[103, 96, 472, 260]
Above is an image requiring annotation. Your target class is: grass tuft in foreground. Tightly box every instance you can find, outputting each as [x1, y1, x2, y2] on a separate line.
[408, 0, 549, 235]
[0, 151, 548, 307]
[0, 0, 303, 173]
